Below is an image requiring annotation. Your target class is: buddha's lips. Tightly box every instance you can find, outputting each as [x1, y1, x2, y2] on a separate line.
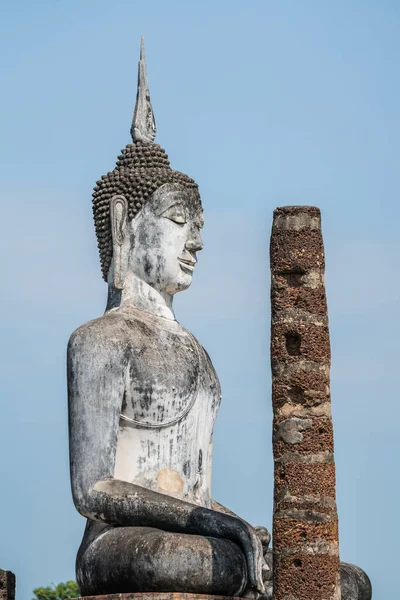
[178, 257, 196, 272]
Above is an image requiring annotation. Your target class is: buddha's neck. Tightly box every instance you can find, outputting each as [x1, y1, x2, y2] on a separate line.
[106, 271, 175, 321]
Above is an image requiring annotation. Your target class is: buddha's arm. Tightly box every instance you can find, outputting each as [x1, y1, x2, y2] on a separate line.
[67, 325, 264, 594]
[211, 499, 249, 522]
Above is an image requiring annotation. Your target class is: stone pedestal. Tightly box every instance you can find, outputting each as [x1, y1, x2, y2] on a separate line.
[76, 594, 242, 600]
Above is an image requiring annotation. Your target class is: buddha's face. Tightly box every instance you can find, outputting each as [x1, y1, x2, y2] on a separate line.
[129, 184, 204, 295]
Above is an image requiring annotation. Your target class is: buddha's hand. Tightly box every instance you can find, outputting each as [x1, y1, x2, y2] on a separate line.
[235, 521, 265, 595]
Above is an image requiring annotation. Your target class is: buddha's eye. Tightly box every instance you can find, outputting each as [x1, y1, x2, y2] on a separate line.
[170, 214, 186, 225]
[162, 205, 187, 225]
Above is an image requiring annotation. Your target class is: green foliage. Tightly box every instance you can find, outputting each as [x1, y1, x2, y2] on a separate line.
[32, 581, 80, 600]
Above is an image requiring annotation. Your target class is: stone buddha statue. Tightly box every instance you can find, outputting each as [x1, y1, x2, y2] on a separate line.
[68, 39, 270, 598]
[68, 40, 372, 600]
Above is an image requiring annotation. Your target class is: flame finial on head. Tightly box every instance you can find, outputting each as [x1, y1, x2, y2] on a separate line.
[131, 37, 157, 143]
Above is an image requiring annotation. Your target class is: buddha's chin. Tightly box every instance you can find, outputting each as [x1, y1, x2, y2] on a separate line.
[165, 271, 193, 295]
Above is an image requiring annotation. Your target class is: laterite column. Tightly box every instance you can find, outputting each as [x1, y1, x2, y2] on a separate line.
[270, 206, 341, 600]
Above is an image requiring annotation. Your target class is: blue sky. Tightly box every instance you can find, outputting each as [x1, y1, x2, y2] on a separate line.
[0, 1, 399, 598]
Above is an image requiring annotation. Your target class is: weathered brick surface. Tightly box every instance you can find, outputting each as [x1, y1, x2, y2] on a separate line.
[271, 360, 329, 389]
[270, 206, 341, 600]
[0, 570, 15, 600]
[274, 554, 340, 600]
[272, 379, 330, 411]
[270, 229, 325, 272]
[277, 498, 337, 516]
[274, 462, 337, 498]
[274, 516, 339, 547]
[271, 281, 328, 315]
[274, 416, 334, 456]
[271, 322, 331, 361]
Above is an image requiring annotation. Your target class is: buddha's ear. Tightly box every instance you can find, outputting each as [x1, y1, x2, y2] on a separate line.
[110, 195, 129, 290]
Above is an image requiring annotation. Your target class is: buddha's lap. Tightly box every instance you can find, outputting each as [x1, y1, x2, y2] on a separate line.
[77, 525, 247, 596]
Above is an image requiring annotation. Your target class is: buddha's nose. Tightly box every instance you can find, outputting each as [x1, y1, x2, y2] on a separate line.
[185, 228, 204, 253]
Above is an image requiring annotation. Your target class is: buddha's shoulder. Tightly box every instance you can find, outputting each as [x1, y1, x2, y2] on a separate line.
[68, 309, 165, 357]
[68, 311, 134, 355]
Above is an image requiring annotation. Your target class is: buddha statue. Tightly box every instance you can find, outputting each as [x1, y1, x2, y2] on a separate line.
[68, 39, 270, 599]
[68, 39, 371, 600]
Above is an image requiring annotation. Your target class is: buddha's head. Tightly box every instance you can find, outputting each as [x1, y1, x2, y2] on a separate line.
[92, 39, 203, 298]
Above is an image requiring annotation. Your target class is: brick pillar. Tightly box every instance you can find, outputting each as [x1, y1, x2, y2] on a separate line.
[0, 570, 15, 600]
[270, 206, 341, 600]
